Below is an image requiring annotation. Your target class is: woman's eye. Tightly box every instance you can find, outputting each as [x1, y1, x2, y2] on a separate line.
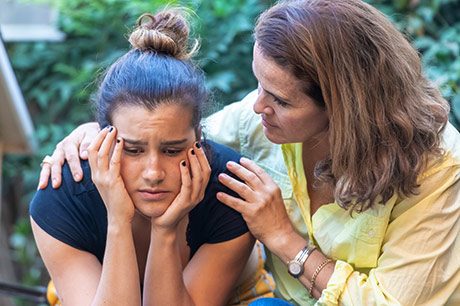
[274, 97, 288, 107]
[164, 148, 183, 156]
[123, 148, 142, 155]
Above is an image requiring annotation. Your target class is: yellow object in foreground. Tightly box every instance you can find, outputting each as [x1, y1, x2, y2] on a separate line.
[46, 280, 60, 306]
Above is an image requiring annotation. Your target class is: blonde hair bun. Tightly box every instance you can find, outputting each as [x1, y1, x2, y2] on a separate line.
[129, 9, 197, 60]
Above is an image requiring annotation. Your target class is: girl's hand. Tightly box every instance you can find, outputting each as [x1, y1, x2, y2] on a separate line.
[87, 126, 135, 224]
[151, 142, 211, 231]
[217, 157, 295, 250]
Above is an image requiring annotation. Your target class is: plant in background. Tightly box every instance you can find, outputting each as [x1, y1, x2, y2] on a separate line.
[369, 0, 460, 127]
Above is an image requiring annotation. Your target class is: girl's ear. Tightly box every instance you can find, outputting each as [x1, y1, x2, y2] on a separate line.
[195, 124, 202, 141]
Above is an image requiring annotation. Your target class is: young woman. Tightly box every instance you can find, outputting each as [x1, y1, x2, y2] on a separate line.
[39, 0, 460, 304]
[30, 10, 274, 306]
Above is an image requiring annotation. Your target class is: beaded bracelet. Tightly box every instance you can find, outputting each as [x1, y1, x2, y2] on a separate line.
[309, 258, 332, 298]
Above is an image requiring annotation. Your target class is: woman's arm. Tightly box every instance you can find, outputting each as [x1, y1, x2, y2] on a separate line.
[31, 218, 102, 305]
[32, 216, 140, 306]
[217, 158, 334, 299]
[31, 127, 142, 306]
[38, 122, 99, 189]
[146, 228, 254, 306]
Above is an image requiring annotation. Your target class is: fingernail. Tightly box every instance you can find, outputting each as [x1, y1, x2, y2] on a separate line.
[52, 178, 57, 188]
[195, 142, 201, 149]
[219, 173, 228, 180]
[104, 125, 110, 129]
[81, 150, 88, 158]
[182, 161, 186, 166]
[116, 138, 121, 143]
[109, 126, 113, 132]
[191, 149, 195, 155]
[227, 161, 236, 168]
[74, 174, 80, 181]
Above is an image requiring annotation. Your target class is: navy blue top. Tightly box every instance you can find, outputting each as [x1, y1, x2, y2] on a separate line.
[30, 140, 249, 262]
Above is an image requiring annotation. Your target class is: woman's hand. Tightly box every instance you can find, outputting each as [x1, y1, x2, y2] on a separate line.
[87, 126, 135, 224]
[217, 157, 295, 250]
[38, 122, 100, 189]
[151, 142, 211, 231]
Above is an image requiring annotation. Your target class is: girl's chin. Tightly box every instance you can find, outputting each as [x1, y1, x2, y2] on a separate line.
[134, 204, 170, 219]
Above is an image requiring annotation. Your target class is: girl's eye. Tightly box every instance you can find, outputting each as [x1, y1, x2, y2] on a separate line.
[164, 148, 183, 156]
[274, 96, 288, 107]
[123, 148, 143, 155]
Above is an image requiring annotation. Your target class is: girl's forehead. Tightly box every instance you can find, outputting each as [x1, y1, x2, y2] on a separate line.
[112, 104, 195, 141]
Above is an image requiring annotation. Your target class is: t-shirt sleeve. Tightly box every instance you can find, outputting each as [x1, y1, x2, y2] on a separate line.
[203, 174, 249, 244]
[197, 141, 249, 245]
[29, 161, 107, 262]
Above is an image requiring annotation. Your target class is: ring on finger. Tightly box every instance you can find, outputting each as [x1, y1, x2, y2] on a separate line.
[40, 155, 52, 168]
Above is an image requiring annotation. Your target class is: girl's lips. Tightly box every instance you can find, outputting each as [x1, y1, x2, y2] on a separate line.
[138, 190, 170, 201]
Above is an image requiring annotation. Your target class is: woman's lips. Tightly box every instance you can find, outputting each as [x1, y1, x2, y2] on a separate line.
[138, 190, 170, 201]
[261, 118, 276, 128]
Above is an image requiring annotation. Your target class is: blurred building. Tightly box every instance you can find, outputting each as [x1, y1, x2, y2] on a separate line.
[0, 0, 64, 42]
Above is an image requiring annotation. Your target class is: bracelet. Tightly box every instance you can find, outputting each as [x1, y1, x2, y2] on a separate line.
[309, 258, 332, 298]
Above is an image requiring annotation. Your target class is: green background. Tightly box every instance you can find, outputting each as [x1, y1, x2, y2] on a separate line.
[2, 0, 459, 303]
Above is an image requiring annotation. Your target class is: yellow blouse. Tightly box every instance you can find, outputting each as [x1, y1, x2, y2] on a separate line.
[205, 90, 460, 305]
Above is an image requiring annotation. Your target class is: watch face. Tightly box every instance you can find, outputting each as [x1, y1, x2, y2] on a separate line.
[288, 261, 302, 276]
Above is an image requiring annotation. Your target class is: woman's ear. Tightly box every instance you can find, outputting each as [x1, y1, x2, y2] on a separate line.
[195, 124, 202, 141]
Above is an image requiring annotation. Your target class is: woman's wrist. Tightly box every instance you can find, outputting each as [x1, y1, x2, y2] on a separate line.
[266, 227, 309, 263]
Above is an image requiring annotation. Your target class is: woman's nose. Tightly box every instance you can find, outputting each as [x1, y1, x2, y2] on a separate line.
[253, 90, 274, 115]
[142, 156, 165, 184]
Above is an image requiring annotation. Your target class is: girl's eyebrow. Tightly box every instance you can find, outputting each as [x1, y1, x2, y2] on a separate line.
[123, 139, 147, 145]
[160, 139, 189, 146]
[123, 138, 189, 146]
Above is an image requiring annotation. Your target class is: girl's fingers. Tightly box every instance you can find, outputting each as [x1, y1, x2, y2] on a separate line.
[179, 160, 192, 199]
[87, 127, 110, 170]
[97, 126, 117, 167]
[167, 160, 192, 217]
[109, 137, 123, 175]
[194, 142, 211, 188]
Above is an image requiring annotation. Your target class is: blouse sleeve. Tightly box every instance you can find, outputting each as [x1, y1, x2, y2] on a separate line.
[318, 165, 460, 305]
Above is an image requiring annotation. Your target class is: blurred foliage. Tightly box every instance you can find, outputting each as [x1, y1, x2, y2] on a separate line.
[1, 0, 459, 294]
[368, 0, 460, 126]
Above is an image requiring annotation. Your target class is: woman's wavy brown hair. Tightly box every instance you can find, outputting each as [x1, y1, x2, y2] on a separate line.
[255, 0, 450, 213]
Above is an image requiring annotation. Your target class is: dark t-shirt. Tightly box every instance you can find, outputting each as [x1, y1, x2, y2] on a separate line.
[30, 140, 249, 262]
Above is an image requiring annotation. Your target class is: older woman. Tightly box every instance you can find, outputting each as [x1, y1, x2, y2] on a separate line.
[39, 0, 460, 305]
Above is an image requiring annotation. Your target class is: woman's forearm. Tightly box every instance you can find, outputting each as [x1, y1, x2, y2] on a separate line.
[143, 227, 195, 306]
[92, 221, 141, 305]
[268, 229, 334, 300]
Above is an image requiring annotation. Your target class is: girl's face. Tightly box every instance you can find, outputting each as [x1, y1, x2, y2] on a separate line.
[111, 103, 198, 218]
[252, 44, 329, 147]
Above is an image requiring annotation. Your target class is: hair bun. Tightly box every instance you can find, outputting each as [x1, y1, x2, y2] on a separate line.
[129, 9, 197, 60]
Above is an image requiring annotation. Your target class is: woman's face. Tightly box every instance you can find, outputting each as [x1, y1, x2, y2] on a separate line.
[111, 104, 198, 218]
[252, 44, 329, 147]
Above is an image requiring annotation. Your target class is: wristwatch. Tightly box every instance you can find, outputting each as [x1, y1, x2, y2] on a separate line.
[287, 244, 316, 278]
